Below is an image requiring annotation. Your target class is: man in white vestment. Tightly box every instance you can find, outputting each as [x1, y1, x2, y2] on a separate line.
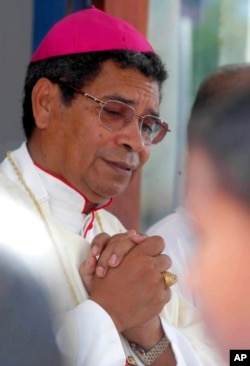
[0, 7, 223, 366]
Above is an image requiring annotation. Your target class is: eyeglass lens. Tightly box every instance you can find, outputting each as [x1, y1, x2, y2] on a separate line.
[99, 100, 168, 144]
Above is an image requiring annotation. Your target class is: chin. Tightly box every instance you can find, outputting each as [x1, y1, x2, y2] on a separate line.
[103, 181, 129, 198]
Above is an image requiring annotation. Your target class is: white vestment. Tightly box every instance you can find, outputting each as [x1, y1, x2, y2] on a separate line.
[0, 143, 223, 366]
[146, 208, 197, 305]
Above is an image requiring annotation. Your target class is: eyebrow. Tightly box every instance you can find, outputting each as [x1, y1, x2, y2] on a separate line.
[101, 93, 160, 117]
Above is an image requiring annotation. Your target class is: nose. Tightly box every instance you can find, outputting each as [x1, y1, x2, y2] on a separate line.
[115, 116, 146, 152]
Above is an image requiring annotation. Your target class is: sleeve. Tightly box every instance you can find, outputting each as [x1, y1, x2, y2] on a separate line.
[55, 300, 126, 366]
[160, 291, 226, 366]
[160, 320, 201, 366]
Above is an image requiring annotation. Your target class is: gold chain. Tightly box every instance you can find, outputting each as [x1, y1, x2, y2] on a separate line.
[95, 210, 105, 232]
[7, 151, 80, 306]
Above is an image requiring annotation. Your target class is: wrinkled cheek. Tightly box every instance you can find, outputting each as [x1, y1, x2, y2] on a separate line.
[139, 147, 150, 167]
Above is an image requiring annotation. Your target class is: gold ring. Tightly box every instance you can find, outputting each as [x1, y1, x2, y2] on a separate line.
[162, 271, 177, 288]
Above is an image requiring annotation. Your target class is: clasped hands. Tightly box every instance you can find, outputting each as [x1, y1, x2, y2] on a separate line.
[79, 231, 174, 350]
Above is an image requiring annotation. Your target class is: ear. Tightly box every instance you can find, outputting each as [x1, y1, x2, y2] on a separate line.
[32, 78, 58, 130]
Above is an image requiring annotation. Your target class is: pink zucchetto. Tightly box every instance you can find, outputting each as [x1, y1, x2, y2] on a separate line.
[31, 6, 154, 62]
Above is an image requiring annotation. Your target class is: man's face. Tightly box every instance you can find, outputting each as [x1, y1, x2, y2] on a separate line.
[185, 147, 250, 360]
[31, 60, 160, 204]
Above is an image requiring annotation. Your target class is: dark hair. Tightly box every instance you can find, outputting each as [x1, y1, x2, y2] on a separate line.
[188, 63, 250, 139]
[187, 64, 250, 205]
[188, 86, 250, 206]
[22, 50, 167, 139]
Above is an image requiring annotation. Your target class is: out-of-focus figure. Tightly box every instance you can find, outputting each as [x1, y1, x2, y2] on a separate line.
[0, 248, 62, 366]
[147, 63, 250, 306]
[186, 84, 250, 362]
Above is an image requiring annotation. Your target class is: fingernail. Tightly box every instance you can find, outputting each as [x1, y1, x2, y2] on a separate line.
[134, 233, 147, 239]
[91, 245, 99, 256]
[86, 255, 95, 265]
[96, 265, 106, 277]
[127, 229, 137, 236]
[108, 254, 118, 266]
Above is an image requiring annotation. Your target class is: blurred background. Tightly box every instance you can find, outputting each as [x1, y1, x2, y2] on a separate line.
[0, 0, 249, 230]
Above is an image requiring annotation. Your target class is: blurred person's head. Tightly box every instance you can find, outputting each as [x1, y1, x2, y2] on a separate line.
[185, 65, 250, 361]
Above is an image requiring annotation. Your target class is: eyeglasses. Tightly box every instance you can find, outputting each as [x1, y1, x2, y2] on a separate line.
[60, 82, 170, 145]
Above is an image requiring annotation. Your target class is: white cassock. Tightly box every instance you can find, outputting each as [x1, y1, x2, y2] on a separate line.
[146, 208, 197, 305]
[0, 143, 224, 366]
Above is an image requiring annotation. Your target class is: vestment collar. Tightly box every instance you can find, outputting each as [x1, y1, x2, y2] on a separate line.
[1, 143, 111, 235]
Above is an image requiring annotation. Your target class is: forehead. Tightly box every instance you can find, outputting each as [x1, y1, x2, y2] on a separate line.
[85, 60, 160, 106]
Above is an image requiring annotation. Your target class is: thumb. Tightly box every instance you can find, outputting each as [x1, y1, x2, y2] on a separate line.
[79, 255, 97, 294]
[130, 233, 148, 244]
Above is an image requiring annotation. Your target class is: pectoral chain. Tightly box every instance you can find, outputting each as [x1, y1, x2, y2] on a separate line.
[6, 151, 105, 306]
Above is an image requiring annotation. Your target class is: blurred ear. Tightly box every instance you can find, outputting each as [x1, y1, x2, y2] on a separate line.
[31, 78, 57, 130]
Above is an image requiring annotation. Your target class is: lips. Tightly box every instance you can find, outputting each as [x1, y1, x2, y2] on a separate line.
[105, 159, 137, 172]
